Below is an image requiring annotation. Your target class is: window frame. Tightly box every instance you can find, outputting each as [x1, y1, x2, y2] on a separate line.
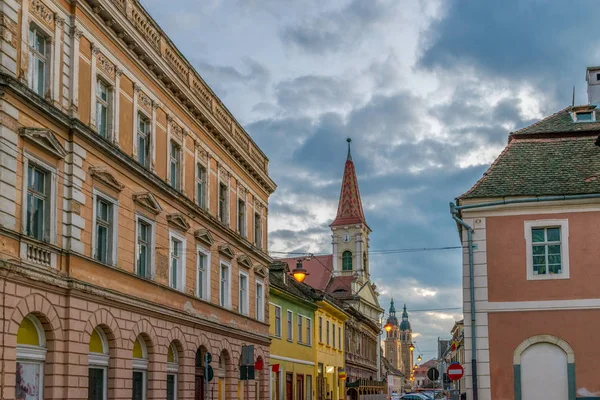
[196, 162, 207, 209]
[28, 23, 51, 98]
[326, 321, 330, 346]
[169, 140, 182, 190]
[297, 314, 303, 344]
[16, 315, 46, 400]
[273, 304, 282, 337]
[88, 328, 109, 400]
[168, 231, 186, 291]
[136, 111, 151, 168]
[166, 343, 178, 400]
[338, 326, 342, 351]
[319, 317, 323, 343]
[92, 189, 119, 266]
[196, 246, 211, 301]
[287, 310, 293, 342]
[255, 280, 264, 322]
[239, 270, 249, 316]
[219, 260, 231, 309]
[342, 251, 353, 271]
[524, 219, 570, 281]
[254, 212, 262, 249]
[21, 153, 57, 244]
[238, 198, 246, 237]
[332, 323, 336, 348]
[219, 182, 229, 224]
[306, 317, 312, 346]
[95, 77, 112, 139]
[134, 214, 155, 280]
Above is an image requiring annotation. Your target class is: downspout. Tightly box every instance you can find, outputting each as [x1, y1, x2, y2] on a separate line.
[450, 203, 478, 400]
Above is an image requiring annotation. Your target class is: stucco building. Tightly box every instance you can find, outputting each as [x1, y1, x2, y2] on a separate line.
[0, 0, 275, 399]
[452, 66, 600, 400]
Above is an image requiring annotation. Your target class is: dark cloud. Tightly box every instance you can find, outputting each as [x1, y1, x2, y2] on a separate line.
[275, 75, 355, 111]
[193, 58, 270, 97]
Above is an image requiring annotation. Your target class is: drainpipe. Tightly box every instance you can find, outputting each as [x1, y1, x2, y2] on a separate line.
[450, 203, 478, 400]
[450, 192, 600, 400]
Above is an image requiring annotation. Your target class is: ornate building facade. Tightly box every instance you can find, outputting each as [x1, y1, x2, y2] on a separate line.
[399, 304, 414, 380]
[384, 299, 403, 373]
[0, 0, 275, 399]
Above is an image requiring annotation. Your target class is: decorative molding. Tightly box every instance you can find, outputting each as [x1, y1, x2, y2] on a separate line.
[238, 185, 248, 198]
[218, 244, 235, 259]
[170, 121, 184, 142]
[167, 213, 190, 232]
[19, 128, 67, 159]
[197, 146, 208, 164]
[219, 167, 230, 181]
[97, 52, 116, 79]
[132, 192, 162, 215]
[194, 229, 214, 247]
[89, 166, 124, 192]
[138, 90, 152, 113]
[30, 0, 55, 28]
[237, 254, 252, 269]
[254, 264, 267, 277]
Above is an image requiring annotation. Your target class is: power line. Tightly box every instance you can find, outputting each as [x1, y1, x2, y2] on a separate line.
[269, 246, 463, 256]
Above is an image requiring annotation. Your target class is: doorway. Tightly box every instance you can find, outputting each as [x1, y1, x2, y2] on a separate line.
[286, 373, 293, 400]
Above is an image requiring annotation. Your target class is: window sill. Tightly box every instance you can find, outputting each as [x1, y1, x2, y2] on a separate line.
[527, 272, 570, 281]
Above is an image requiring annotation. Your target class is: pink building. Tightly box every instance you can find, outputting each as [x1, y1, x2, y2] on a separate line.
[452, 67, 600, 400]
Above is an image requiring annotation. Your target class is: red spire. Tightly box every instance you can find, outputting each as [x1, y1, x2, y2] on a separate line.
[330, 138, 367, 228]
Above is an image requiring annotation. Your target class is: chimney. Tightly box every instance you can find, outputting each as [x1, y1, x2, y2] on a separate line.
[587, 66, 600, 105]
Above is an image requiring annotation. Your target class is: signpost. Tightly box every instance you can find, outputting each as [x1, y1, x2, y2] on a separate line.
[205, 352, 213, 400]
[427, 367, 439, 381]
[447, 363, 464, 381]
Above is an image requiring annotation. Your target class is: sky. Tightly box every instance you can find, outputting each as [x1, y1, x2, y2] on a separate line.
[140, 0, 600, 362]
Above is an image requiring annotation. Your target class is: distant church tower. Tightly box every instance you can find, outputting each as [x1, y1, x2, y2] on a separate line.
[384, 299, 403, 372]
[400, 303, 413, 379]
[331, 138, 371, 282]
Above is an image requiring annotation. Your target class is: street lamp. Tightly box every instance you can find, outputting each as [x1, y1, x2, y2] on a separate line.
[409, 344, 415, 352]
[413, 364, 418, 369]
[417, 355, 422, 362]
[384, 322, 393, 333]
[291, 259, 309, 283]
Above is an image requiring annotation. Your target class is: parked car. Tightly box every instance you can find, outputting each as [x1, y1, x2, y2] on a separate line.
[400, 394, 432, 400]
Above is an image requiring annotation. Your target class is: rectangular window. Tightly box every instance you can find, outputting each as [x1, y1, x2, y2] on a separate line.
[96, 79, 110, 138]
[219, 183, 228, 224]
[28, 25, 48, 97]
[306, 318, 312, 346]
[274, 306, 282, 337]
[297, 315, 303, 343]
[256, 281, 264, 321]
[525, 219, 570, 281]
[94, 195, 114, 264]
[169, 141, 181, 190]
[239, 272, 249, 315]
[238, 199, 246, 237]
[254, 212, 261, 248]
[319, 317, 323, 343]
[326, 321, 330, 346]
[306, 376, 312, 400]
[220, 262, 230, 308]
[166, 374, 176, 400]
[197, 249, 209, 300]
[88, 367, 105, 400]
[287, 310, 293, 341]
[137, 113, 151, 168]
[332, 323, 336, 348]
[132, 370, 146, 400]
[136, 218, 152, 279]
[338, 326, 342, 350]
[26, 164, 49, 241]
[196, 163, 206, 209]
[169, 235, 184, 291]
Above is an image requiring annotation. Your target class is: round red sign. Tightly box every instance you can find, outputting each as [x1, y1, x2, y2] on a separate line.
[447, 363, 464, 381]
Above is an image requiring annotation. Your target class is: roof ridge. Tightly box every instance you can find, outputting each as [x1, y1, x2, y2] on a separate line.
[510, 106, 571, 135]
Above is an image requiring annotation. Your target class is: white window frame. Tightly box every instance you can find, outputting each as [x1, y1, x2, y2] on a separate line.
[21, 153, 57, 244]
[28, 23, 51, 98]
[219, 181, 229, 224]
[238, 198, 246, 237]
[88, 328, 109, 400]
[524, 219, 570, 281]
[196, 162, 207, 209]
[239, 271, 249, 316]
[16, 315, 46, 400]
[166, 343, 178, 400]
[95, 77, 112, 139]
[92, 189, 119, 266]
[168, 231, 186, 291]
[273, 304, 282, 337]
[132, 337, 148, 400]
[287, 310, 293, 342]
[306, 317, 312, 346]
[255, 280, 264, 322]
[168, 139, 182, 191]
[134, 214, 155, 279]
[254, 212, 262, 249]
[136, 111, 151, 168]
[297, 314, 303, 344]
[196, 246, 211, 301]
[219, 260, 231, 309]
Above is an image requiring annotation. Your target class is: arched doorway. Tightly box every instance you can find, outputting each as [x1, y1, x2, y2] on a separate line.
[195, 347, 208, 400]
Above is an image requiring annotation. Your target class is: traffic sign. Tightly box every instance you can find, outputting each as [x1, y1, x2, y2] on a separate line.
[207, 366, 214, 382]
[205, 352, 212, 364]
[427, 367, 439, 381]
[447, 363, 464, 381]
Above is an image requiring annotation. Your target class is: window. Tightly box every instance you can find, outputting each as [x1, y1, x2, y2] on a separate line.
[220, 262, 231, 308]
[254, 212, 261, 248]
[166, 343, 178, 400]
[306, 318, 312, 346]
[256, 281, 264, 321]
[338, 326, 342, 350]
[332, 323, 336, 348]
[169, 233, 185, 291]
[306, 376, 312, 400]
[525, 220, 569, 280]
[169, 141, 181, 190]
[319, 317, 323, 343]
[342, 251, 353, 271]
[137, 113, 151, 167]
[239, 272, 249, 315]
[575, 111, 594, 122]
[219, 183, 228, 224]
[287, 310, 293, 341]
[93, 192, 117, 265]
[297, 315, 303, 343]
[197, 248, 210, 301]
[96, 79, 110, 138]
[196, 163, 206, 209]
[136, 216, 153, 279]
[326, 321, 330, 346]
[28, 25, 48, 97]
[88, 328, 109, 400]
[16, 315, 46, 400]
[26, 164, 50, 241]
[238, 199, 246, 237]
[132, 336, 148, 400]
[274, 306, 282, 337]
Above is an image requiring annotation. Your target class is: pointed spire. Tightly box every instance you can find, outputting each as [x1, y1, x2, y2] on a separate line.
[331, 138, 367, 228]
[389, 298, 396, 314]
[402, 303, 408, 318]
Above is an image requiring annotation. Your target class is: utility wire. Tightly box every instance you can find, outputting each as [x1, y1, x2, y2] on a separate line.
[269, 246, 463, 256]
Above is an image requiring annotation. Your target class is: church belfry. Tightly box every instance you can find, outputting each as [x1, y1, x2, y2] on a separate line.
[399, 303, 414, 379]
[384, 299, 403, 371]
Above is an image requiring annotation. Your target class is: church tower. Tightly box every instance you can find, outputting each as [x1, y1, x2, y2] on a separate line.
[330, 138, 371, 282]
[400, 304, 414, 379]
[384, 299, 403, 372]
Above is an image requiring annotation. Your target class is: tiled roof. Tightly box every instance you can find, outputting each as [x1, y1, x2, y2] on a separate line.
[331, 140, 368, 228]
[269, 262, 317, 304]
[512, 106, 600, 135]
[277, 255, 334, 291]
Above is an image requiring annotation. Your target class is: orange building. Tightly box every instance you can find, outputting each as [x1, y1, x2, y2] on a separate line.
[0, 0, 275, 399]
[453, 67, 600, 400]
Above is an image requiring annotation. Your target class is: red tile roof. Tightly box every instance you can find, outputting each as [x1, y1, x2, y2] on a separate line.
[277, 255, 334, 291]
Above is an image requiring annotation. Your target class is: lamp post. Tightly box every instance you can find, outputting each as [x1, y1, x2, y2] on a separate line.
[291, 258, 309, 283]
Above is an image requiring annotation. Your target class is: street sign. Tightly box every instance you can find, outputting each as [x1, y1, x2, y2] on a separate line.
[205, 352, 212, 364]
[447, 363, 464, 381]
[427, 367, 439, 381]
[207, 365, 214, 382]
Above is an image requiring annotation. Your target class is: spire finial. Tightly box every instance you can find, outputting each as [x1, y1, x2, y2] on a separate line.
[346, 138, 352, 161]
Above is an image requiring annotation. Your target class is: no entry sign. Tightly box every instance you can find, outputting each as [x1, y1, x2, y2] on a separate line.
[447, 363, 464, 381]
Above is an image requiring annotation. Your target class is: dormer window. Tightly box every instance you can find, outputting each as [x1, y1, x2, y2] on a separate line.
[576, 112, 593, 122]
[572, 105, 597, 122]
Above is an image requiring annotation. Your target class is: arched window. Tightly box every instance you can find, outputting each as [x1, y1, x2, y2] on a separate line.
[167, 343, 178, 400]
[132, 336, 148, 400]
[89, 328, 109, 400]
[342, 251, 353, 271]
[16, 315, 46, 400]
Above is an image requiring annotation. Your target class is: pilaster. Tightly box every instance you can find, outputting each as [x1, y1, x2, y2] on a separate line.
[70, 25, 83, 117]
[0, 0, 20, 76]
[113, 68, 122, 147]
[89, 43, 99, 129]
[62, 141, 87, 254]
[52, 16, 64, 104]
[0, 100, 19, 229]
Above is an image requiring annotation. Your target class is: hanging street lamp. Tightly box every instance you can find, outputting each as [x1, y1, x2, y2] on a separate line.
[291, 259, 309, 283]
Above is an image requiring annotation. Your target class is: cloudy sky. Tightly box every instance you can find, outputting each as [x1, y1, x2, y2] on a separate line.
[141, 0, 599, 361]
